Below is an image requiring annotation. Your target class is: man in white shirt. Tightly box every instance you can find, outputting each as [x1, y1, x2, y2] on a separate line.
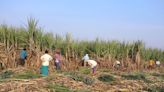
[86, 60, 97, 75]
[82, 54, 89, 67]
[40, 50, 53, 76]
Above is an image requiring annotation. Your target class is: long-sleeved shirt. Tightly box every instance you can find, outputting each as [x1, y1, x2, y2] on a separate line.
[41, 54, 53, 66]
[82, 54, 89, 62]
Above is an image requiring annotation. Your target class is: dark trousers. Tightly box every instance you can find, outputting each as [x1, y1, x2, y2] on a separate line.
[55, 62, 61, 70]
[20, 58, 25, 66]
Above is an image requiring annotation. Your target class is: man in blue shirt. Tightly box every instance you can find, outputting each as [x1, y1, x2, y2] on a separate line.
[20, 48, 27, 66]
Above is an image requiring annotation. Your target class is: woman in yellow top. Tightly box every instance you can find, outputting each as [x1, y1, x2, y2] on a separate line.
[149, 60, 155, 69]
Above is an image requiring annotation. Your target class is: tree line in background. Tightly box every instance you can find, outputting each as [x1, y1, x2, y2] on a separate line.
[0, 18, 163, 71]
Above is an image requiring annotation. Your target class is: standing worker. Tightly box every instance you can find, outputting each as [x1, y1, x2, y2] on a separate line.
[82, 54, 89, 67]
[149, 59, 155, 69]
[54, 49, 62, 71]
[40, 50, 53, 76]
[20, 48, 27, 66]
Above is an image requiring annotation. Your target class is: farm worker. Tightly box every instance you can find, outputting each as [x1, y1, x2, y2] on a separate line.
[114, 60, 121, 70]
[86, 60, 97, 75]
[40, 50, 53, 76]
[155, 60, 161, 67]
[82, 54, 89, 67]
[149, 59, 155, 69]
[54, 49, 61, 71]
[149, 60, 155, 66]
[20, 48, 27, 66]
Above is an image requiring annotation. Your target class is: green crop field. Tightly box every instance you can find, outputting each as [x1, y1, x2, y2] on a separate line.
[0, 18, 163, 92]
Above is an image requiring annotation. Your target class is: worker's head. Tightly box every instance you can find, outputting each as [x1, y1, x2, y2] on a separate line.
[116, 60, 121, 65]
[155, 57, 158, 61]
[23, 48, 26, 51]
[85, 60, 89, 63]
[55, 49, 61, 54]
[45, 50, 48, 53]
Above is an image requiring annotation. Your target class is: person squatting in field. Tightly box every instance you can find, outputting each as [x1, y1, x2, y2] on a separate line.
[40, 50, 53, 76]
[155, 60, 161, 67]
[155, 58, 161, 67]
[113, 60, 121, 70]
[20, 48, 27, 66]
[54, 49, 62, 71]
[86, 60, 97, 75]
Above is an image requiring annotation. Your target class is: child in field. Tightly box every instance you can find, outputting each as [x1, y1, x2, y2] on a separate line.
[86, 60, 97, 75]
[54, 49, 61, 71]
[40, 50, 53, 76]
[82, 54, 89, 67]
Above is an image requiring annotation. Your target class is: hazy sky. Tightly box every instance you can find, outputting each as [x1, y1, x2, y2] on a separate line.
[0, 0, 164, 49]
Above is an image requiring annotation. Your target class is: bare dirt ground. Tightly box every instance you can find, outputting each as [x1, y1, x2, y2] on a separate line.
[0, 67, 163, 92]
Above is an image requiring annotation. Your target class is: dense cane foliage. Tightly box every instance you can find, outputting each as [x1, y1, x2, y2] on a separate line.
[0, 18, 163, 71]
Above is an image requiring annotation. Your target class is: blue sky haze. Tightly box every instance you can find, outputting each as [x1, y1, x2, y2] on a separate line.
[0, 0, 164, 49]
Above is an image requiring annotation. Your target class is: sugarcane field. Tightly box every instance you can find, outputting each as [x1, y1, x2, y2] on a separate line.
[1, 1, 164, 92]
[0, 18, 163, 92]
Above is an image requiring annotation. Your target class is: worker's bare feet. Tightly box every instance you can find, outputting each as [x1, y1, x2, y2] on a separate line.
[91, 73, 96, 76]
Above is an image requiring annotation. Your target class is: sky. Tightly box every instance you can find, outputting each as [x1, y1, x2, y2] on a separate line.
[0, 0, 164, 49]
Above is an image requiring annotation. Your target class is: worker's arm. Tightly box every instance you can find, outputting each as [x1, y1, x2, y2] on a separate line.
[50, 56, 53, 61]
